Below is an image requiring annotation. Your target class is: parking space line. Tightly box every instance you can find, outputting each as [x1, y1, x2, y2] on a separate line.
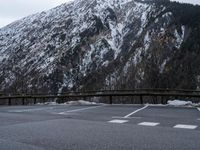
[173, 124, 198, 129]
[138, 122, 160, 126]
[123, 105, 148, 118]
[112, 116, 141, 119]
[108, 119, 129, 124]
[197, 108, 200, 111]
[58, 106, 102, 114]
[8, 107, 54, 113]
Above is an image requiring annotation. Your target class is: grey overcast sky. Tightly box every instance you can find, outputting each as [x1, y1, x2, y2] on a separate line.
[0, 0, 200, 28]
[0, 0, 73, 28]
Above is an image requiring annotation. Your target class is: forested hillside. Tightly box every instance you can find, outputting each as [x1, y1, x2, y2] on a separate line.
[0, 0, 200, 94]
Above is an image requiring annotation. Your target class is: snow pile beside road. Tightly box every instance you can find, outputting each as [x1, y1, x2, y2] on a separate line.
[167, 100, 200, 107]
[146, 104, 167, 107]
[65, 100, 97, 105]
[167, 100, 192, 106]
[37, 100, 98, 106]
[37, 102, 59, 105]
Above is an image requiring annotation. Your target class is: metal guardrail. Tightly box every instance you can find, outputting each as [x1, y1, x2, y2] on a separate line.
[2, 88, 200, 96]
[0, 89, 200, 106]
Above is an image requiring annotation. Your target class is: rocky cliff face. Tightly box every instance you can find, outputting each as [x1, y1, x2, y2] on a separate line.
[0, 0, 200, 93]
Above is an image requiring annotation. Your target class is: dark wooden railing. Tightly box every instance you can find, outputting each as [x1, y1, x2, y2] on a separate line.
[0, 89, 200, 106]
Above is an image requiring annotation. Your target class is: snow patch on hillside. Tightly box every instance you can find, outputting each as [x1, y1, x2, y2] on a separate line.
[174, 25, 185, 49]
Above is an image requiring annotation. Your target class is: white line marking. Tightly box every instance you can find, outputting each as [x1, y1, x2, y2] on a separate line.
[197, 119, 200, 121]
[123, 105, 148, 118]
[58, 106, 102, 114]
[8, 107, 54, 112]
[138, 122, 160, 126]
[108, 119, 129, 124]
[173, 124, 197, 129]
[197, 108, 200, 111]
[112, 116, 142, 119]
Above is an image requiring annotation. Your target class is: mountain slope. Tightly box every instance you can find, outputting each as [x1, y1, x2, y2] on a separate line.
[0, 0, 200, 93]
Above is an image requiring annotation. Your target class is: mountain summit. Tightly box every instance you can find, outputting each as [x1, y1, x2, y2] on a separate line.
[0, 0, 200, 93]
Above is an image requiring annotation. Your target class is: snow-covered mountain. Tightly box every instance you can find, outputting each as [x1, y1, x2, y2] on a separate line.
[0, 0, 200, 93]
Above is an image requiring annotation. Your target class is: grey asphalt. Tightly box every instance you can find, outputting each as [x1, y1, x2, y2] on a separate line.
[0, 104, 199, 150]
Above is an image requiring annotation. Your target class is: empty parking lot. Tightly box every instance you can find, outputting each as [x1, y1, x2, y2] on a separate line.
[0, 104, 199, 150]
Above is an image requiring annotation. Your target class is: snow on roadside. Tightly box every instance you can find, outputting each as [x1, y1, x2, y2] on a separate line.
[167, 100, 192, 106]
[37, 102, 59, 105]
[167, 100, 200, 107]
[36, 100, 99, 106]
[145, 103, 167, 107]
[36, 100, 199, 107]
[65, 100, 97, 105]
[145, 100, 200, 108]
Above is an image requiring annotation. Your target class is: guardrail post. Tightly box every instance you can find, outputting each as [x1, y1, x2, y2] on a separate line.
[22, 98, 25, 105]
[34, 98, 37, 104]
[161, 96, 163, 104]
[109, 95, 113, 104]
[61, 97, 64, 103]
[156, 96, 158, 104]
[140, 95, 143, 104]
[153, 96, 157, 104]
[131, 97, 134, 104]
[8, 98, 11, 106]
[83, 96, 86, 101]
[43, 97, 45, 103]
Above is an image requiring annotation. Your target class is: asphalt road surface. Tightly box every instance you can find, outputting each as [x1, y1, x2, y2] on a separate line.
[0, 104, 199, 150]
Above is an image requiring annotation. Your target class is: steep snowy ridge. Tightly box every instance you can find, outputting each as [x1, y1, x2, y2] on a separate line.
[0, 0, 199, 93]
